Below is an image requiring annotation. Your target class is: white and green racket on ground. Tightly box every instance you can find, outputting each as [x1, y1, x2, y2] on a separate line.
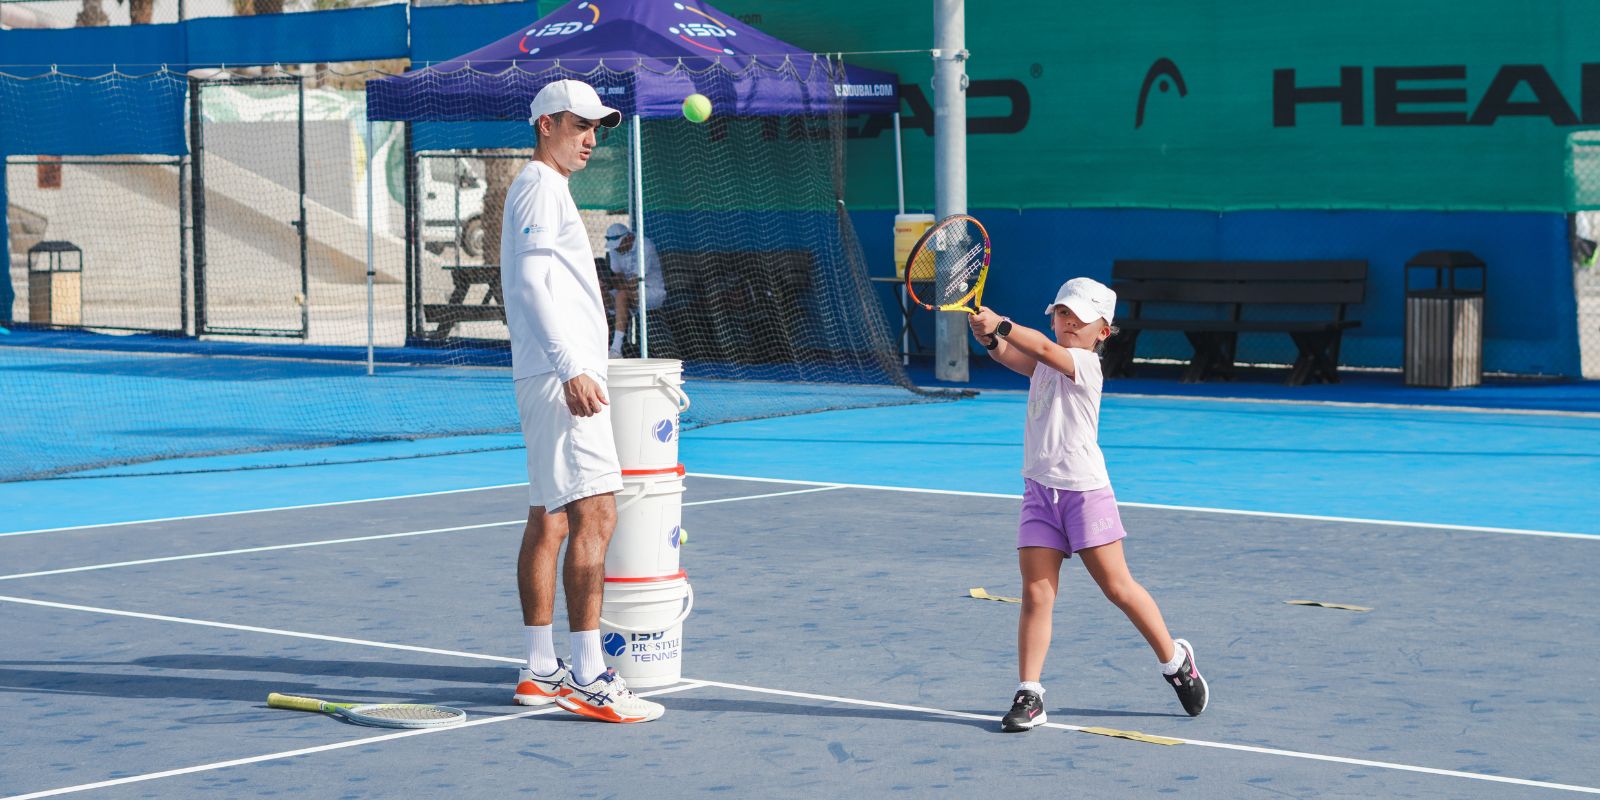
[267, 692, 468, 729]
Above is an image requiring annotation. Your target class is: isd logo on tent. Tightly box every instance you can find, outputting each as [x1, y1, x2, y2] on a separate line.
[518, 1, 600, 54]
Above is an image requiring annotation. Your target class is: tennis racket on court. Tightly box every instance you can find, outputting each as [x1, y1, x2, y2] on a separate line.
[266, 692, 467, 729]
[903, 214, 991, 314]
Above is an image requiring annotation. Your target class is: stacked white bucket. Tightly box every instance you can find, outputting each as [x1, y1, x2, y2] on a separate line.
[602, 359, 693, 688]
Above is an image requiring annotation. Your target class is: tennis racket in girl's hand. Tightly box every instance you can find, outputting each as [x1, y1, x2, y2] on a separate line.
[903, 214, 991, 314]
[266, 692, 467, 729]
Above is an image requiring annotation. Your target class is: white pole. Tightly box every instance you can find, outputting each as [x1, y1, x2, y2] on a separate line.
[894, 112, 906, 214]
[365, 119, 376, 376]
[894, 111, 908, 366]
[632, 114, 648, 358]
[933, 0, 968, 382]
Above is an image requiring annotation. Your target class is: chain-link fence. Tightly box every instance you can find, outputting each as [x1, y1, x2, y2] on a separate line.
[7, 155, 187, 333]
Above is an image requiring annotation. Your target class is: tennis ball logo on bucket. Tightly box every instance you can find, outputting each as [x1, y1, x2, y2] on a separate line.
[652, 418, 676, 443]
[668, 525, 681, 549]
[602, 632, 627, 657]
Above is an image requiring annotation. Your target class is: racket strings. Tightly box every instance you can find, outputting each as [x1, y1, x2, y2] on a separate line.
[905, 217, 989, 310]
[355, 705, 463, 722]
[935, 234, 985, 302]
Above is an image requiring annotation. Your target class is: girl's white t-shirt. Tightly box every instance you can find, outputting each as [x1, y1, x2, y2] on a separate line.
[1022, 348, 1111, 491]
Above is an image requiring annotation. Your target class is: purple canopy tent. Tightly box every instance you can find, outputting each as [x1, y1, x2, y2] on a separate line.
[360, 0, 904, 359]
[366, 0, 899, 121]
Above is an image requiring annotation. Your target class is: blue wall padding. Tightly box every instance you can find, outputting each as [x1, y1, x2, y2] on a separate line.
[0, 23, 186, 75]
[411, 1, 540, 65]
[852, 209, 1580, 376]
[0, 5, 408, 157]
[412, 121, 531, 151]
[186, 5, 410, 67]
[0, 4, 407, 73]
[0, 72, 189, 156]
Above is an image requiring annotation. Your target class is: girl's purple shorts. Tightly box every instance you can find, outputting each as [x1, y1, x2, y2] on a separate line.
[1017, 479, 1127, 557]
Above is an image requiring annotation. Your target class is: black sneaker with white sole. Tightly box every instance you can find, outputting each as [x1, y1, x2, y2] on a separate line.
[1000, 689, 1046, 732]
[1165, 638, 1209, 716]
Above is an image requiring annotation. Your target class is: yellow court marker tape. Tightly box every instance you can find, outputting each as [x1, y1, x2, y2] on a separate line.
[1285, 600, 1373, 612]
[1079, 726, 1183, 746]
[968, 588, 1020, 604]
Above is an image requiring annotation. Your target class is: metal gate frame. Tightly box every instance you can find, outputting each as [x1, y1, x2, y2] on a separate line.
[188, 74, 309, 339]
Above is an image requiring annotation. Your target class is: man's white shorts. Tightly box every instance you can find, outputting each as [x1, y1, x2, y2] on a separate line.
[515, 372, 623, 510]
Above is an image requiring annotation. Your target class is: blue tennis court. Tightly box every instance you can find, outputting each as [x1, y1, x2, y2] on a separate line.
[3, 381, 1598, 799]
[8, 2, 1600, 796]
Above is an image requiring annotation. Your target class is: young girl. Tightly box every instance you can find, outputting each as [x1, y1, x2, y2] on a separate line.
[968, 277, 1208, 732]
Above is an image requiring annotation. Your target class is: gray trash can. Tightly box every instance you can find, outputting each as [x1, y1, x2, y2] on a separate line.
[1404, 250, 1484, 388]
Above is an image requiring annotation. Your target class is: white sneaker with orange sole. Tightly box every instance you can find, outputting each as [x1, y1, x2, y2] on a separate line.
[513, 659, 570, 706]
[555, 667, 665, 723]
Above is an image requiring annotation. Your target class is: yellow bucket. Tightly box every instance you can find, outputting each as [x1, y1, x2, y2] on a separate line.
[893, 214, 936, 279]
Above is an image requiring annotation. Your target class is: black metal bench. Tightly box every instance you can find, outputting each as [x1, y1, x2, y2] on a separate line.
[1101, 260, 1367, 385]
[653, 250, 813, 363]
[420, 257, 610, 339]
[422, 265, 504, 339]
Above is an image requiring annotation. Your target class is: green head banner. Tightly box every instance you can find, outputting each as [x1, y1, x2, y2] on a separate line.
[716, 0, 1600, 211]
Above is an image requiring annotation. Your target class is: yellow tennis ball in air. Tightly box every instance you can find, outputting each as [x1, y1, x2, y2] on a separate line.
[682, 93, 713, 124]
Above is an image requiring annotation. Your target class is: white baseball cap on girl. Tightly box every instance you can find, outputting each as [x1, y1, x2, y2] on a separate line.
[1045, 277, 1117, 325]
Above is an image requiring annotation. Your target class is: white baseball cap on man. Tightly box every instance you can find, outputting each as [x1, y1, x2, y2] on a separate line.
[1045, 277, 1117, 325]
[529, 79, 622, 129]
[604, 222, 632, 257]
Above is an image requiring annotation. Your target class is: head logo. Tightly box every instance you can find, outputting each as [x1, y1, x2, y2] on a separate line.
[602, 632, 627, 656]
[518, 1, 600, 55]
[668, 525, 681, 549]
[665, 2, 738, 56]
[1135, 58, 1188, 128]
[652, 418, 675, 443]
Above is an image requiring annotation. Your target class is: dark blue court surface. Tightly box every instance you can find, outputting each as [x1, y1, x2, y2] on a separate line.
[2, 475, 1597, 798]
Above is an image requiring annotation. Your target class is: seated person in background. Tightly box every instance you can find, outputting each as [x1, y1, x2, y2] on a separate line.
[604, 222, 666, 357]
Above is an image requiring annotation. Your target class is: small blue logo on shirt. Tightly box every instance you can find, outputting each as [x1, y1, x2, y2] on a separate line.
[522, 224, 545, 235]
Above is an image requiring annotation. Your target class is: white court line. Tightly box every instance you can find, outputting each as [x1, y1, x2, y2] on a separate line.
[688, 472, 1600, 540]
[0, 595, 526, 664]
[691, 680, 1600, 795]
[7, 471, 1594, 542]
[1111, 389, 1600, 420]
[0, 487, 851, 583]
[0, 682, 707, 800]
[0, 521, 523, 583]
[2, 593, 1594, 797]
[0, 482, 528, 538]
[683, 485, 843, 506]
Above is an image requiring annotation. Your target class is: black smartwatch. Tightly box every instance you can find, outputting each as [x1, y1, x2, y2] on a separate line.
[995, 318, 1014, 338]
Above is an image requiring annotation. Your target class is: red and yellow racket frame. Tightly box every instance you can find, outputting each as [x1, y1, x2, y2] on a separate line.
[903, 214, 991, 315]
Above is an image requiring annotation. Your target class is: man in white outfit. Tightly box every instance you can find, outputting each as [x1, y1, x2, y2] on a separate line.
[603, 222, 666, 357]
[501, 79, 664, 723]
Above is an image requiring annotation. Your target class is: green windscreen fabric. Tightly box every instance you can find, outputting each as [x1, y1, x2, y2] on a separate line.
[738, 0, 1600, 211]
